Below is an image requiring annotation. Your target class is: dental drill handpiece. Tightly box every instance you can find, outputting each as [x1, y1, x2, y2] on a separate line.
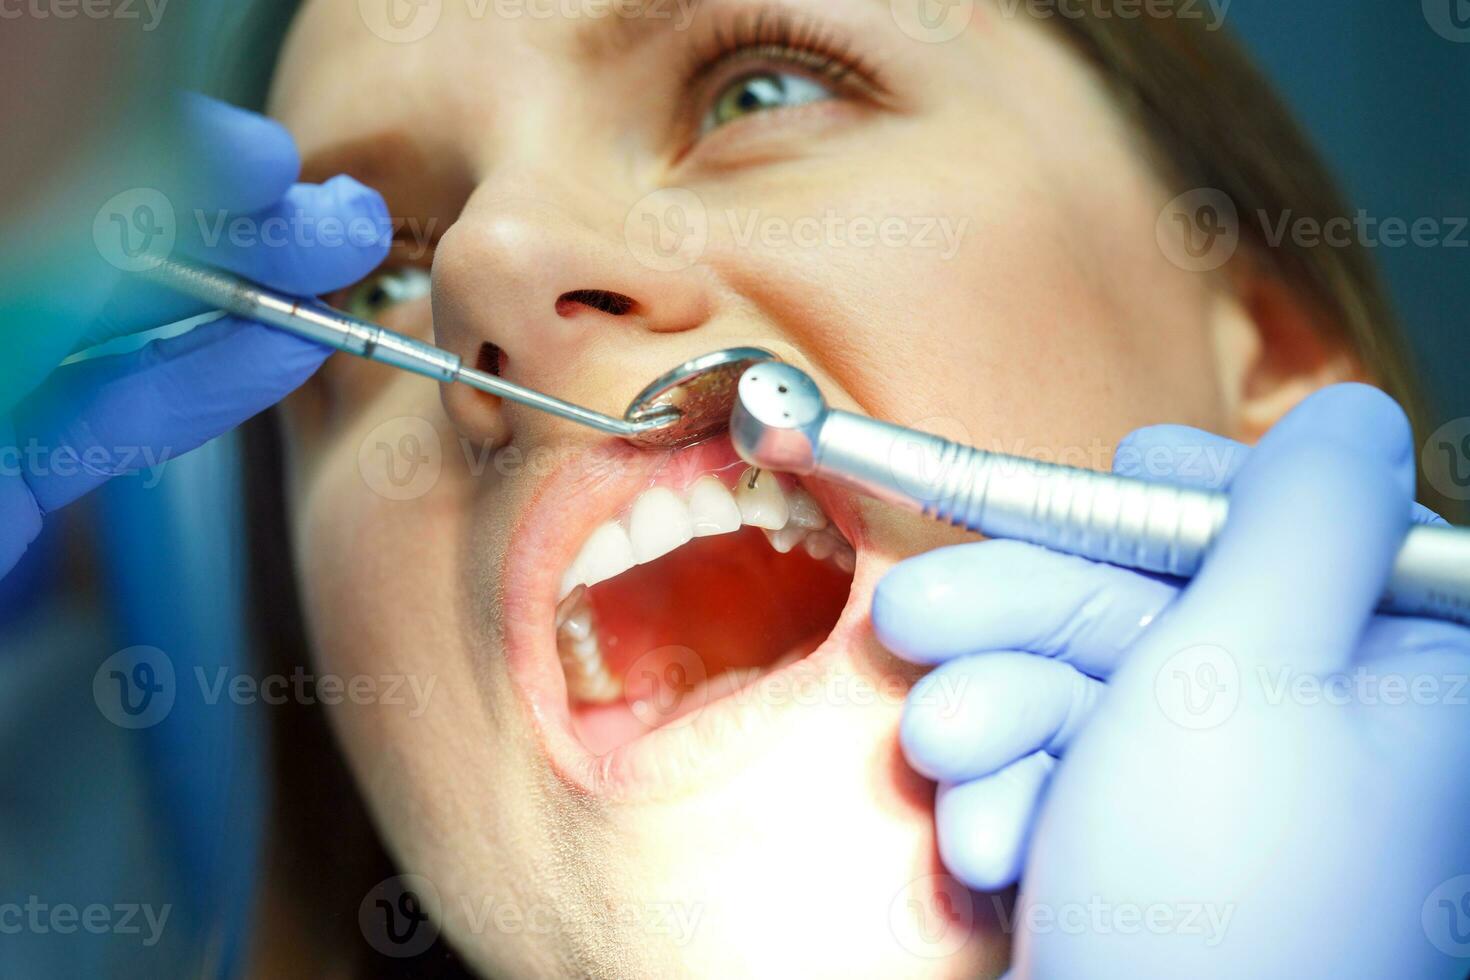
[730, 362, 1470, 627]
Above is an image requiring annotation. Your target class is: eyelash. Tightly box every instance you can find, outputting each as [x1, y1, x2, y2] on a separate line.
[682, 5, 886, 121]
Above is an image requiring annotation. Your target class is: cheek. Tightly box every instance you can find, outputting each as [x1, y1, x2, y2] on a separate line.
[704, 123, 1226, 464]
[287, 379, 489, 755]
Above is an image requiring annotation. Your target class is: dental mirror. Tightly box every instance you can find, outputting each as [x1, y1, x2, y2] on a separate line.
[620, 347, 778, 448]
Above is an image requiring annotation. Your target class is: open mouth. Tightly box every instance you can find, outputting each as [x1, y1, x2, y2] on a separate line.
[552, 462, 857, 756]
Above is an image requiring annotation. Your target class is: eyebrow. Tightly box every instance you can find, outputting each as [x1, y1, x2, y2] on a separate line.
[574, 0, 705, 60]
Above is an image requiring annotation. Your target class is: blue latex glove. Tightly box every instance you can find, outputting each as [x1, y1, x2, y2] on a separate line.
[875, 384, 1470, 976]
[0, 94, 390, 577]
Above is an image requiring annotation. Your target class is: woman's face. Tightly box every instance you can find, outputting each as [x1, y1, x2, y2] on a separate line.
[269, 2, 1244, 975]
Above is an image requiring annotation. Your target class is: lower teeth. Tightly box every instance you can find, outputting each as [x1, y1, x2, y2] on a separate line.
[555, 586, 622, 704]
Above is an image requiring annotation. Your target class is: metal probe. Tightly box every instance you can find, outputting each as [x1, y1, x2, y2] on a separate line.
[730, 361, 1470, 626]
[139, 257, 773, 449]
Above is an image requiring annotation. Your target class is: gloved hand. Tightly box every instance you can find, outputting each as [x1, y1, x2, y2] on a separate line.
[0, 93, 390, 577]
[875, 384, 1470, 977]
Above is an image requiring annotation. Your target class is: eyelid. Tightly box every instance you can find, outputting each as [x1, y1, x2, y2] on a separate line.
[680, 6, 889, 124]
[681, 4, 886, 90]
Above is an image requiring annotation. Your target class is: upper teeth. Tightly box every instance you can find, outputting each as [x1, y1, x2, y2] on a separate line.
[557, 467, 852, 601]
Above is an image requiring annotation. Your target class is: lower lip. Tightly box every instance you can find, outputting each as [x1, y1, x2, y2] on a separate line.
[501, 443, 872, 802]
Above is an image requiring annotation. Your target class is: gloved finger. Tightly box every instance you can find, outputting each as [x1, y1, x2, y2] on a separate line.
[935, 751, 1055, 892]
[1116, 421, 1447, 527]
[13, 318, 330, 513]
[1163, 384, 1415, 674]
[874, 538, 1176, 676]
[0, 420, 43, 578]
[1113, 424, 1247, 490]
[1354, 615, 1470, 665]
[84, 176, 391, 344]
[902, 653, 1102, 783]
[182, 174, 392, 295]
[171, 92, 300, 216]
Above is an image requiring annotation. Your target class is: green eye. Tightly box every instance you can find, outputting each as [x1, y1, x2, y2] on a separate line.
[702, 71, 833, 133]
[342, 266, 432, 320]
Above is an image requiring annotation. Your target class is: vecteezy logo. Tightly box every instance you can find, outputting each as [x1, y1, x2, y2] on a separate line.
[890, 0, 974, 43]
[93, 646, 176, 729]
[1424, 418, 1470, 502]
[1422, 874, 1470, 957]
[360, 875, 442, 958]
[625, 645, 707, 729]
[357, 415, 443, 501]
[358, 0, 442, 43]
[624, 188, 709, 272]
[1424, 0, 1470, 42]
[93, 188, 176, 273]
[885, 415, 976, 507]
[888, 873, 974, 958]
[1156, 188, 1240, 272]
[1154, 643, 1239, 730]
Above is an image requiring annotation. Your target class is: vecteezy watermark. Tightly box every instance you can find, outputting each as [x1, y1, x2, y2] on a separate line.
[890, 0, 975, 44]
[0, 897, 172, 947]
[995, 0, 1230, 30]
[624, 188, 711, 273]
[356, 418, 700, 502]
[1256, 664, 1469, 708]
[93, 646, 177, 729]
[1153, 644, 1240, 730]
[1423, 874, 1470, 958]
[360, 875, 705, 955]
[889, 873, 976, 959]
[0, 439, 173, 490]
[993, 895, 1236, 946]
[1423, 417, 1470, 503]
[726, 210, 969, 261]
[0, 0, 169, 31]
[358, 0, 442, 43]
[94, 188, 430, 270]
[358, 415, 446, 501]
[624, 645, 708, 730]
[194, 666, 438, 717]
[190, 207, 409, 258]
[94, 647, 439, 729]
[1423, 0, 1470, 43]
[624, 188, 970, 272]
[94, 188, 176, 273]
[1156, 188, 1240, 272]
[1158, 188, 1470, 272]
[361, 875, 443, 958]
[459, 895, 704, 944]
[357, 0, 698, 43]
[1257, 210, 1470, 251]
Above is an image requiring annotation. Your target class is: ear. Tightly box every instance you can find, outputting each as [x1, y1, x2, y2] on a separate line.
[1208, 261, 1363, 444]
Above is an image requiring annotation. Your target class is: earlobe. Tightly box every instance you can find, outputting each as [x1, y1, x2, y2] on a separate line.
[1208, 265, 1363, 445]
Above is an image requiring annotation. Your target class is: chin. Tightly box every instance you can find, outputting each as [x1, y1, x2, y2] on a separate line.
[431, 433, 1015, 978]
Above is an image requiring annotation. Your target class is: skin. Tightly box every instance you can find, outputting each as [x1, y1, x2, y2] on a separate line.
[265, 1, 1352, 975]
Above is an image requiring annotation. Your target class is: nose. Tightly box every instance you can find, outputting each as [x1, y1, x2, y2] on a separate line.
[433, 191, 714, 443]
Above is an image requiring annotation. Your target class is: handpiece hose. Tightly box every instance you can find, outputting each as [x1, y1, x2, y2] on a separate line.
[731, 362, 1470, 626]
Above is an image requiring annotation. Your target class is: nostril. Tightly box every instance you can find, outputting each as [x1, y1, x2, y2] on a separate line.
[555, 289, 638, 318]
[476, 342, 504, 376]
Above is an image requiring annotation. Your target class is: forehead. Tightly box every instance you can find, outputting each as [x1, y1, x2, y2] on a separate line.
[267, 0, 903, 161]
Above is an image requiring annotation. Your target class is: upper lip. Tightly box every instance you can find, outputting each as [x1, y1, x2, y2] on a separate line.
[499, 432, 870, 802]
